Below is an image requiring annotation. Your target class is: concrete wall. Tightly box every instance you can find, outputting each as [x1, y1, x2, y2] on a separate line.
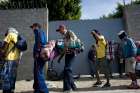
[125, 4, 140, 40]
[49, 19, 124, 76]
[0, 8, 124, 80]
[0, 8, 48, 80]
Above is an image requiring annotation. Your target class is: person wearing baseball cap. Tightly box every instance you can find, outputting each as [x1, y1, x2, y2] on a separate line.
[118, 30, 139, 89]
[56, 24, 78, 92]
[30, 23, 49, 93]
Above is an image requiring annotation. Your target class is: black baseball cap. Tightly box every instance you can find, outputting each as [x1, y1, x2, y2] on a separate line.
[30, 23, 41, 28]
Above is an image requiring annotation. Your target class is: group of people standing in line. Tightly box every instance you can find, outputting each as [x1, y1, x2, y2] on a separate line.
[88, 29, 140, 89]
[0, 23, 139, 93]
[88, 36, 125, 79]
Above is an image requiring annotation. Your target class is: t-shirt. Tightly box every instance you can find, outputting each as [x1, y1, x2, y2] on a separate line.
[122, 38, 137, 58]
[96, 35, 106, 59]
[4, 32, 20, 60]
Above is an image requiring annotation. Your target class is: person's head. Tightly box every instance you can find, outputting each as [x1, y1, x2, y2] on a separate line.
[30, 23, 41, 31]
[91, 44, 96, 49]
[118, 30, 127, 40]
[5, 27, 18, 36]
[56, 25, 67, 35]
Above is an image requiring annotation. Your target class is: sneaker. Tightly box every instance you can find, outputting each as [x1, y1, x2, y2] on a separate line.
[102, 83, 111, 88]
[93, 81, 102, 87]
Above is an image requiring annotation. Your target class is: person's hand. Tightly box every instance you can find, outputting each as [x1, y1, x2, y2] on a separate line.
[91, 31, 95, 35]
[91, 31, 96, 38]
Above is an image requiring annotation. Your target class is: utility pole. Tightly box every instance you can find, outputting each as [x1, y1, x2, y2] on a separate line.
[123, 0, 126, 6]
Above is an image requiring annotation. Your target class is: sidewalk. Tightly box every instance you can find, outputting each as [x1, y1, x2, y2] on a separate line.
[0, 76, 140, 93]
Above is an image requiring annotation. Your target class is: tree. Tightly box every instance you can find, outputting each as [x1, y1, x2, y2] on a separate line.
[47, 0, 81, 21]
[0, 0, 81, 21]
[100, 0, 140, 19]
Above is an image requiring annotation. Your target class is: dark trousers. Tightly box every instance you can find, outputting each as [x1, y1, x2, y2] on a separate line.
[33, 58, 49, 93]
[63, 53, 76, 91]
[106, 59, 113, 76]
[88, 60, 95, 77]
[95, 58, 110, 83]
[117, 58, 125, 76]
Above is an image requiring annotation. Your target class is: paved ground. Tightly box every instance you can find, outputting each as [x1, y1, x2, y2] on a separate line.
[0, 76, 140, 93]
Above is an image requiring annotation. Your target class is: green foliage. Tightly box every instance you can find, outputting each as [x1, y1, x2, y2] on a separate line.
[100, 0, 140, 19]
[0, 0, 81, 21]
[47, 0, 81, 21]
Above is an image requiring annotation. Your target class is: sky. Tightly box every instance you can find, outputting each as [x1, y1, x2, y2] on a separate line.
[81, 0, 132, 19]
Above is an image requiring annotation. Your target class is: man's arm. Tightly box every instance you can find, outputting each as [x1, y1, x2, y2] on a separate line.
[40, 31, 47, 48]
[91, 31, 102, 41]
[3, 33, 17, 52]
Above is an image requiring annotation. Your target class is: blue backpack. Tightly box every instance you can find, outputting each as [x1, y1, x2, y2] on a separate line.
[16, 35, 27, 51]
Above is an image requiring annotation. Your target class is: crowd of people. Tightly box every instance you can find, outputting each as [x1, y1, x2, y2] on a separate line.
[0, 23, 140, 93]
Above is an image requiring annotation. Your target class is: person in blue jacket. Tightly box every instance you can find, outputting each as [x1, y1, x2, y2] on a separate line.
[118, 30, 139, 89]
[30, 23, 49, 93]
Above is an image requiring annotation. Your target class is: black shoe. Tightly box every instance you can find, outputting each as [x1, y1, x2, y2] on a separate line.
[91, 75, 95, 78]
[119, 74, 124, 78]
[110, 76, 114, 79]
[93, 81, 102, 86]
[72, 84, 77, 91]
[72, 87, 77, 91]
[102, 83, 111, 88]
[3, 90, 14, 93]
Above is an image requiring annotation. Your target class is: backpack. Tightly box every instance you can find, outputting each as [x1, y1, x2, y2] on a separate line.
[15, 35, 27, 51]
[129, 38, 137, 57]
[67, 31, 84, 52]
[88, 48, 96, 62]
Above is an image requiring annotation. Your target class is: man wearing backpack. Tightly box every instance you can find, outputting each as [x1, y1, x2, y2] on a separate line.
[118, 31, 140, 89]
[30, 23, 49, 93]
[91, 29, 111, 88]
[1, 28, 21, 93]
[56, 25, 78, 93]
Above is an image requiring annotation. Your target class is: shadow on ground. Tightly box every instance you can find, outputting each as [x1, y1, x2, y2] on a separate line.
[49, 85, 131, 92]
[76, 76, 130, 81]
[16, 85, 138, 93]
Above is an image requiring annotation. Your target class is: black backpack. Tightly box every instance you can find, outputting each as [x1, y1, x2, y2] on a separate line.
[16, 35, 27, 51]
[88, 49, 96, 61]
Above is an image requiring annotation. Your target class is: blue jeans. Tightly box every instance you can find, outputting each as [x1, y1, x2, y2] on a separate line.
[63, 53, 76, 91]
[1, 60, 18, 91]
[33, 58, 49, 93]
